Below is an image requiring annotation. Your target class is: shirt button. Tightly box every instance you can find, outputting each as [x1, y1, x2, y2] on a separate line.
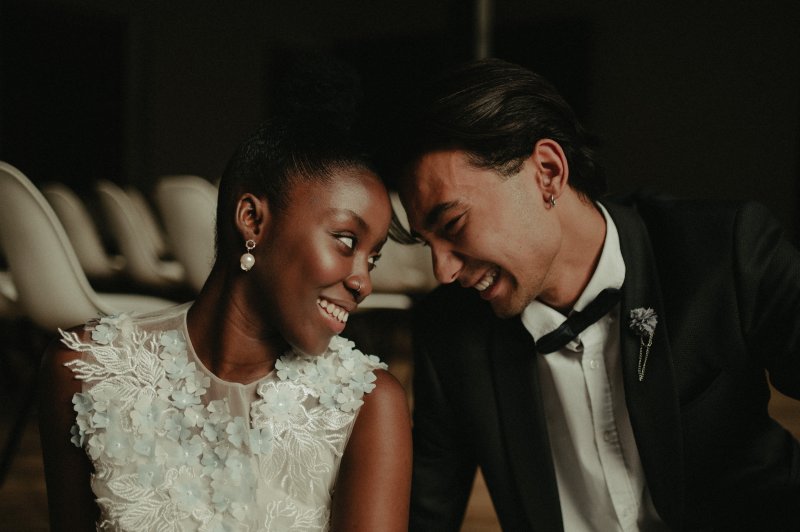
[589, 359, 600, 369]
[603, 430, 616, 443]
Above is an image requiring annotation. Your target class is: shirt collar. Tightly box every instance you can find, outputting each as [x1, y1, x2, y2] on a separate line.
[521, 202, 625, 341]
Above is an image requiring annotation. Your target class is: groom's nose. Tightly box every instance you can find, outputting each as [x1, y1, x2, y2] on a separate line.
[431, 243, 463, 284]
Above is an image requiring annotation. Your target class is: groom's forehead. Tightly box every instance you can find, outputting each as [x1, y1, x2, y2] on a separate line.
[398, 173, 449, 230]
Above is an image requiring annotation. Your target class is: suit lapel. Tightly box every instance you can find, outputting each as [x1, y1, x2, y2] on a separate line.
[605, 201, 685, 528]
[490, 316, 563, 531]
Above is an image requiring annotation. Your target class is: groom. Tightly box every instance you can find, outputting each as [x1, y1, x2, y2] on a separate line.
[383, 59, 800, 530]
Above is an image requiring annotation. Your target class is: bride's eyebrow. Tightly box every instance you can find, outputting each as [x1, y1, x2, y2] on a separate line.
[327, 208, 367, 231]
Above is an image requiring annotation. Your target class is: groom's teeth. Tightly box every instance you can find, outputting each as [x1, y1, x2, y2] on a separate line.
[475, 270, 497, 291]
[318, 297, 349, 323]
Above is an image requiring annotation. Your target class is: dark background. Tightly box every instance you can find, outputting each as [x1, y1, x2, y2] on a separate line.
[1, 0, 798, 239]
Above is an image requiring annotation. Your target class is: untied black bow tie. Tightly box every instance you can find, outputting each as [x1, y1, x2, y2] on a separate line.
[535, 287, 622, 354]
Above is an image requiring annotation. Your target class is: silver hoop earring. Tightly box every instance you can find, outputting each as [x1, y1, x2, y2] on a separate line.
[240, 239, 256, 271]
[549, 195, 556, 208]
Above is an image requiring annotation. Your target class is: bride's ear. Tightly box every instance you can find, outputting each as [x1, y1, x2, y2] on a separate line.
[234, 193, 270, 243]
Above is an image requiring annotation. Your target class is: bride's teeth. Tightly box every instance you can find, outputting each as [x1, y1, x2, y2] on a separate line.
[318, 297, 349, 323]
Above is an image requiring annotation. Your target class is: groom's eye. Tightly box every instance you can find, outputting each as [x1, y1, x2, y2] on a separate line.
[443, 213, 466, 236]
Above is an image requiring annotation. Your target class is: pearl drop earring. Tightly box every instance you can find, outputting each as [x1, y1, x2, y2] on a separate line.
[240, 239, 256, 271]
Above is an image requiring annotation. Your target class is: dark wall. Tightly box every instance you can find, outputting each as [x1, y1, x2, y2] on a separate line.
[1, 0, 798, 239]
[0, 1, 126, 194]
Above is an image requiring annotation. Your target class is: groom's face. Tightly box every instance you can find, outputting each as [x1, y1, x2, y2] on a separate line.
[400, 149, 562, 318]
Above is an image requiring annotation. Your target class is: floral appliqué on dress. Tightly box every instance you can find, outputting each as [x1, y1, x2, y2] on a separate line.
[62, 311, 387, 531]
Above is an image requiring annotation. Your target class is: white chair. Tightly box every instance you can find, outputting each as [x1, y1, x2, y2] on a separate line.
[372, 192, 438, 293]
[95, 180, 187, 294]
[0, 161, 177, 484]
[126, 185, 170, 259]
[0, 270, 19, 319]
[42, 182, 125, 282]
[154, 175, 218, 293]
[0, 163, 178, 331]
[358, 192, 438, 311]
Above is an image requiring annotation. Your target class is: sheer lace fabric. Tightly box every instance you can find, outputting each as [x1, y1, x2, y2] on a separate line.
[62, 303, 386, 531]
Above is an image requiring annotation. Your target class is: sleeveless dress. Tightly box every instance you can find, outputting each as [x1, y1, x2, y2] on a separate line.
[61, 303, 387, 531]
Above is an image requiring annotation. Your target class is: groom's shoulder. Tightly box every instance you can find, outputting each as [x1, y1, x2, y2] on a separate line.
[603, 189, 765, 235]
[605, 189, 738, 215]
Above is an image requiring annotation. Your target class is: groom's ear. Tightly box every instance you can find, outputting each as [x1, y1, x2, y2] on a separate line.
[530, 138, 569, 199]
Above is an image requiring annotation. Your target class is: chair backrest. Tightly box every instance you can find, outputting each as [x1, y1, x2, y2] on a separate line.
[42, 182, 123, 280]
[0, 270, 20, 319]
[96, 179, 186, 289]
[0, 161, 115, 329]
[125, 185, 169, 258]
[154, 175, 218, 292]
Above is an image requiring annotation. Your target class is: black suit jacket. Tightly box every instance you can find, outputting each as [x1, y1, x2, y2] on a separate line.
[409, 196, 800, 531]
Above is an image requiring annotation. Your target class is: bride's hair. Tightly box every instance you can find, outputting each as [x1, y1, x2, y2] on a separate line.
[215, 54, 375, 257]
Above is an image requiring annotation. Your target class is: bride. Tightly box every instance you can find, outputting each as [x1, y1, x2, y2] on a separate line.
[38, 61, 411, 531]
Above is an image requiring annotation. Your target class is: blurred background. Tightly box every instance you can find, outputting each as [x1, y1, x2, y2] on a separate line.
[0, 0, 799, 530]
[2, 0, 799, 236]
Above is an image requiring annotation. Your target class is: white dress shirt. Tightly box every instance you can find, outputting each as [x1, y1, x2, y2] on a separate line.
[521, 204, 667, 531]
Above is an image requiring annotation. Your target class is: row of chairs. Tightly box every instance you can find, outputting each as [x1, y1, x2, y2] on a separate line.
[45, 177, 217, 297]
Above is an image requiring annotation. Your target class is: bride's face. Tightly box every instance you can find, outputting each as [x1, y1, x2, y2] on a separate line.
[254, 167, 391, 355]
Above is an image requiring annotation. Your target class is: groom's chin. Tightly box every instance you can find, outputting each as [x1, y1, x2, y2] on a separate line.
[489, 297, 525, 320]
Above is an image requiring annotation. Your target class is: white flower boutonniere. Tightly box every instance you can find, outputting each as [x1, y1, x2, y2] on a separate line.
[629, 307, 657, 381]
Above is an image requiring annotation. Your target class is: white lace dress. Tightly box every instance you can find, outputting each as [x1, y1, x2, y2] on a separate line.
[61, 303, 387, 531]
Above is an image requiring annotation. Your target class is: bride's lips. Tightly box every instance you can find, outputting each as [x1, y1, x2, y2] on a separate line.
[317, 297, 352, 334]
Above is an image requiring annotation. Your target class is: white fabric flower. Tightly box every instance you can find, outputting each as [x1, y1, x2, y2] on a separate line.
[91, 323, 116, 345]
[257, 382, 301, 423]
[226, 417, 248, 448]
[248, 427, 273, 455]
[172, 388, 201, 410]
[137, 461, 164, 488]
[170, 471, 210, 514]
[131, 395, 169, 435]
[159, 329, 186, 355]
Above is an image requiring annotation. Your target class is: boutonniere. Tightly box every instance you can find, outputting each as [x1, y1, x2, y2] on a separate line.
[629, 308, 657, 381]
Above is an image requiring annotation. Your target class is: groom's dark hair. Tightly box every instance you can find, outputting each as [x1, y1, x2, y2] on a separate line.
[381, 58, 606, 201]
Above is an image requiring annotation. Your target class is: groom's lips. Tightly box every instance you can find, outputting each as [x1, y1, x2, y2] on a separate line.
[469, 267, 500, 300]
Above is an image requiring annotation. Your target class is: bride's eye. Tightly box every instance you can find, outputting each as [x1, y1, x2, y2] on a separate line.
[337, 235, 355, 249]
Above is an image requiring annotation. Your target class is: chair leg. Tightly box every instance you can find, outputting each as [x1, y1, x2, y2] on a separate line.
[0, 364, 38, 486]
[0, 318, 47, 486]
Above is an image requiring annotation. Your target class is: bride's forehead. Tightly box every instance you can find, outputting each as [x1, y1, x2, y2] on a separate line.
[289, 169, 384, 200]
